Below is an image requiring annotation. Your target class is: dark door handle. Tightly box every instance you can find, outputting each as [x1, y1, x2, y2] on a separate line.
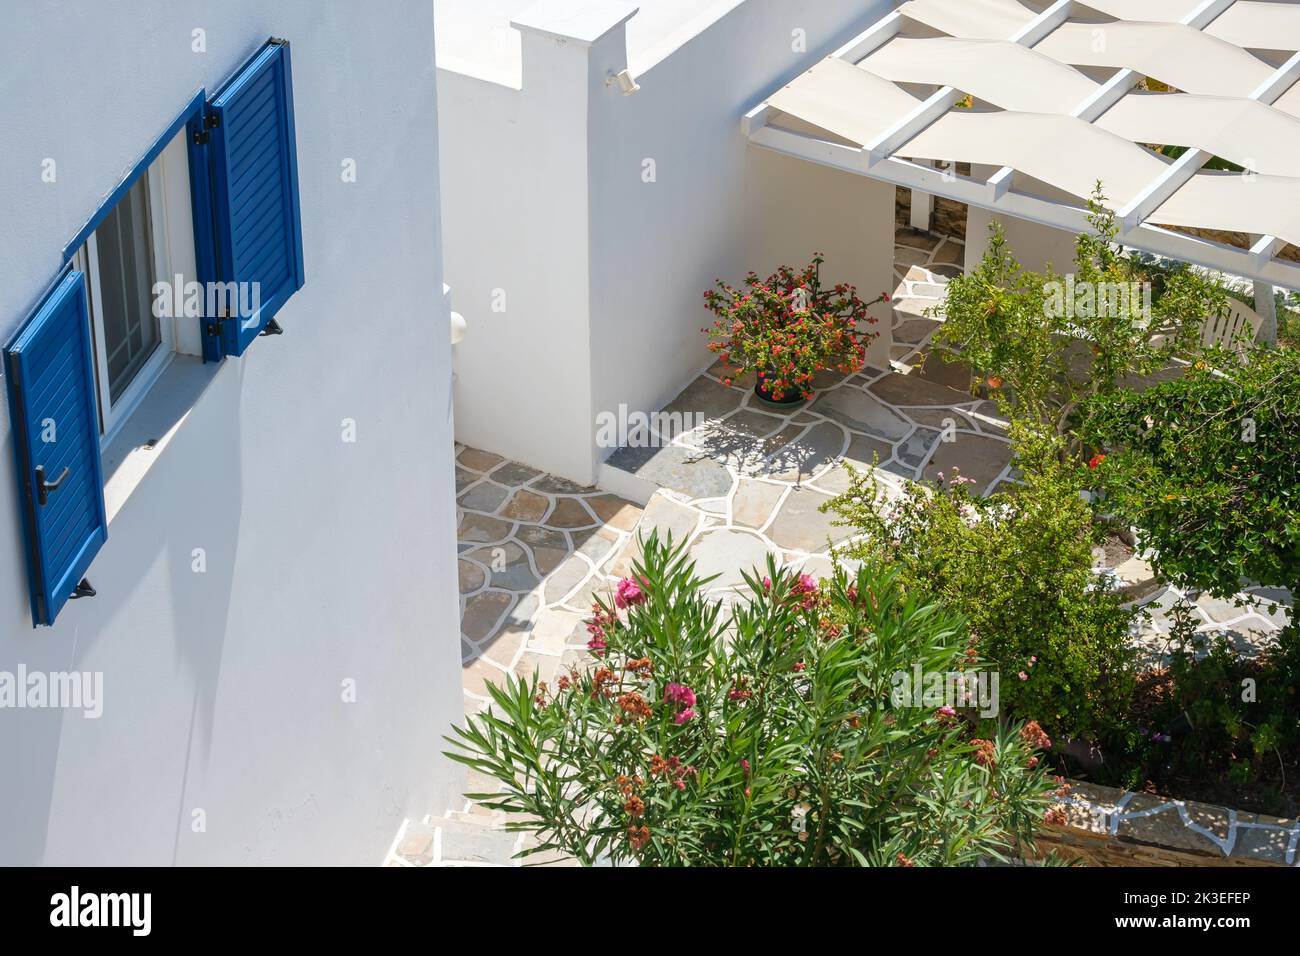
[36, 465, 70, 506]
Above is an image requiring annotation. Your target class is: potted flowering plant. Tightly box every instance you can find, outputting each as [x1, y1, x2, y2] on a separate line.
[703, 254, 888, 406]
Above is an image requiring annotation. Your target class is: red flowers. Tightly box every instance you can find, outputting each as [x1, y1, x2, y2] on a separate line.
[649, 754, 697, 791]
[702, 255, 884, 402]
[728, 676, 753, 702]
[791, 573, 820, 610]
[586, 603, 618, 656]
[1088, 453, 1107, 469]
[616, 692, 654, 723]
[664, 683, 696, 707]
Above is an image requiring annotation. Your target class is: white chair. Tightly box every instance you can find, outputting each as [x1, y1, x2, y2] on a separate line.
[1199, 299, 1262, 353]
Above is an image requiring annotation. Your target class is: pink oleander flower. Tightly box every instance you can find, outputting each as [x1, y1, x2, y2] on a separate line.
[587, 635, 607, 656]
[674, 708, 696, 725]
[937, 705, 956, 718]
[791, 573, 819, 609]
[1017, 671, 1028, 681]
[664, 683, 697, 708]
[614, 576, 648, 609]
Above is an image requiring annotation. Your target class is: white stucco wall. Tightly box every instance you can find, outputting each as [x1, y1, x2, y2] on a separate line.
[0, 0, 463, 865]
[439, 0, 897, 485]
[964, 167, 1082, 277]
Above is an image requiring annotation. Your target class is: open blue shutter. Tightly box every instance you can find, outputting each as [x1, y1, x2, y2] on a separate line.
[4, 271, 108, 626]
[208, 39, 304, 357]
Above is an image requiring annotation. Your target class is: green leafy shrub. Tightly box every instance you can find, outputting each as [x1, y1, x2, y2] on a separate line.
[1083, 349, 1300, 801]
[1113, 598, 1300, 809]
[1082, 347, 1300, 601]
[445, 533, 1057, 867]
[825, 434, 1135, 743]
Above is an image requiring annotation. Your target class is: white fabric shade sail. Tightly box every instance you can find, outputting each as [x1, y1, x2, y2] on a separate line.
[746, 0, 1300, 290]
[861, 38, 1099, 113]
[1076, 0, 1217, 23]
[1206, 1, 1300, 50]
[1157, 173, 1300, 249]
[1096, 93, 1300, 176]
[894, 0, 1037, 40]
[1034, 22, 1274, 96]
[906, 111, 1168, 208]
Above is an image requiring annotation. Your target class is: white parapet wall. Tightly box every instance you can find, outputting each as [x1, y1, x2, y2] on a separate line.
[438, 0, 898, 485]
[0, 0, 464, 865]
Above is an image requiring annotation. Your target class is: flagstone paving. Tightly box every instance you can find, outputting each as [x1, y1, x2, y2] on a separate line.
[397, 224, 1291, 867]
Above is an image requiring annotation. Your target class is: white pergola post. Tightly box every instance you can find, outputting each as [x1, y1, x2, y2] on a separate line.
[1251, 234, 1279, 344]
[909, 161, 935, 232]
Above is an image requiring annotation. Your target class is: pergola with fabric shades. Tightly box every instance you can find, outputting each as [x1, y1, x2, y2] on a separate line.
[743, 0, 1300, 329]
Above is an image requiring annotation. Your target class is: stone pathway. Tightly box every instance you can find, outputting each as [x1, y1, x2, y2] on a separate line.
[453, 446, 645, 718]
[601, 227, 1017, 597]
[1122, 574, 1291, 668]
[389, 224, 1291, 866]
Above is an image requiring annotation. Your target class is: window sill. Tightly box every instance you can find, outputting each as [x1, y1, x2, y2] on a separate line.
[101, 354, 222, 524]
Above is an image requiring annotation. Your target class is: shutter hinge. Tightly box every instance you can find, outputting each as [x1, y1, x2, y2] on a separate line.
[205, 308, 230, 338]
[192, 111, 220, 145]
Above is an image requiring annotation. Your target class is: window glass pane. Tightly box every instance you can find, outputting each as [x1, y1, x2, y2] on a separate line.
[94, 174, 161, 403]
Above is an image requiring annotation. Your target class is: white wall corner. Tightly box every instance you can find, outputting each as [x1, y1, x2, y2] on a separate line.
[510, 0, 639, 48]
[513, 0, 638, 93]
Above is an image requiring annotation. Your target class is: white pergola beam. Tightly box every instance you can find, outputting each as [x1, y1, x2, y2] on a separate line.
[747, 119, 1300, 291]
[1006, 0, 1073, 46]
[741, 101, 773, 137]
[1118, 147, 1209, 233]
[1249, 49, 1300, 104]
[831, 9, 903, 63]
[869, 0, 1074, 199]
[1251, 234, 1286, 270]
[866, 87, 962, 165]
[985, 0, 1236, 194]
[745, 0, 1300, 290]
[1119, 50, 1300, 249]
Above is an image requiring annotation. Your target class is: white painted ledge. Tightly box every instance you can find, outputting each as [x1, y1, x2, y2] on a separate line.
[102, 355, 224, 524]
[510, 0, 639, 47]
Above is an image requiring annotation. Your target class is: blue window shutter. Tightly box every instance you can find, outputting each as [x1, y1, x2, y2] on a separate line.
[4, 271, 108, 626]
[207, 39, 304, 357]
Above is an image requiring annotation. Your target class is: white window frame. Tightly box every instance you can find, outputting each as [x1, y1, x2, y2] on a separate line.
[75, 156, 179, 447]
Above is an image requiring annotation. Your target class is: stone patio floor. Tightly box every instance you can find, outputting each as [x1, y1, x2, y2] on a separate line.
[388, 224, 1291, 867]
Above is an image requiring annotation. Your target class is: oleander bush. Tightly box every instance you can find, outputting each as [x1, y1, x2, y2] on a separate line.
[446, 533, 1058, 867]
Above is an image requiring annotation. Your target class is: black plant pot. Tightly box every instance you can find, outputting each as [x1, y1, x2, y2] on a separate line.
[754, 378, 808, 408]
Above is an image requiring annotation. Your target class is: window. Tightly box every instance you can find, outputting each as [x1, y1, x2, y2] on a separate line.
[4, 37, 304, 627]
[71, 160, 176, 442]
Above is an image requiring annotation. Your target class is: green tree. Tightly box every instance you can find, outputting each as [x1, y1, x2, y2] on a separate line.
[934, 191, 1227, 461]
